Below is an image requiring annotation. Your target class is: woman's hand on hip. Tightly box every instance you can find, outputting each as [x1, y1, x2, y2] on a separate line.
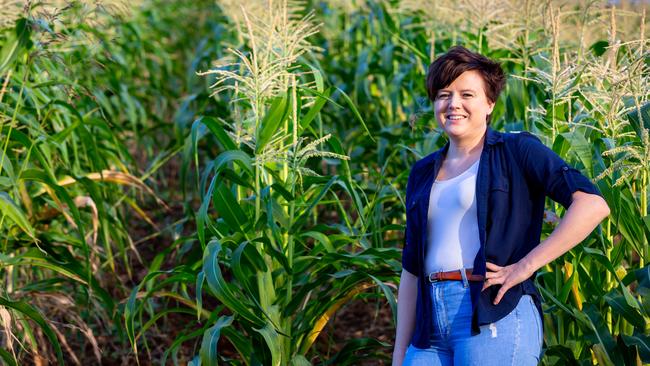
[482, 261, 533, 305]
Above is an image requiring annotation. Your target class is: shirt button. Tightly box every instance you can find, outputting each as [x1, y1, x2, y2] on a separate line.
[562, 166, 569, 171]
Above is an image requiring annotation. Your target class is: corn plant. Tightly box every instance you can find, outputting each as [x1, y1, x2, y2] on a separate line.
[0, 0, 229, 363]
[126, 1, 399, 364]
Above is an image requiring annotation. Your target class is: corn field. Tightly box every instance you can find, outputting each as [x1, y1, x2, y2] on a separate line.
[0, 0, 649, 365]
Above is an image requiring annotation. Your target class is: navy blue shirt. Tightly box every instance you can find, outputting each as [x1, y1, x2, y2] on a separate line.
[402, 127, 602, 347]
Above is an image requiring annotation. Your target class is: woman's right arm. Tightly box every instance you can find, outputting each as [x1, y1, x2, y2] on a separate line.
[392, 269, 418, 366]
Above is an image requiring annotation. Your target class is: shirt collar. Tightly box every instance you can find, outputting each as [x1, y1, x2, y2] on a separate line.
[485, 126, 504, 145]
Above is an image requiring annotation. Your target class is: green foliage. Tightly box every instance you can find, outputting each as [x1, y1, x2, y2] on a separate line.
[1, 0, 649, 364]
[0, 0, 229, 363]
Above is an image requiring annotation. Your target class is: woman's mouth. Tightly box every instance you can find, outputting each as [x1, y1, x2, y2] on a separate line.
[446, 115, 466, 121]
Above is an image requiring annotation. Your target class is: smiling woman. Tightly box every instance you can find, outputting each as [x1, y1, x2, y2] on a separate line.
[433, 70, 495, 145]
[392, 46, 610, 366]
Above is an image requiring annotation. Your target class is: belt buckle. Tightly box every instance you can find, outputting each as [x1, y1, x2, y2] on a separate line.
[428, 271, 441, 283]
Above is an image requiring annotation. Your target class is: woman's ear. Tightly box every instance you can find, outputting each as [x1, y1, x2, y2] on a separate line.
[485, 101, 495, 123]
[487, 100, 495, 115]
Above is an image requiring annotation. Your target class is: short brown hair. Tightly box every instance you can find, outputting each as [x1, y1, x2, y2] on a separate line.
[426, 45, 505, 110]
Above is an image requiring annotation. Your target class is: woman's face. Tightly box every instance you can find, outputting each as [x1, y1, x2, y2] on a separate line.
[434, 70, 495, 143]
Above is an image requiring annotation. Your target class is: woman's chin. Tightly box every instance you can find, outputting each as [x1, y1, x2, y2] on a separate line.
[443, 126, 467, 138]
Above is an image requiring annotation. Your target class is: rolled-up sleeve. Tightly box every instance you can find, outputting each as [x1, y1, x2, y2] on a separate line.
[402, 168, 419, 275]
[515, 132, 602, 209]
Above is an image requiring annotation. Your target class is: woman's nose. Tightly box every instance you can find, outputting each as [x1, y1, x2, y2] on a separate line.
[448, 93, 462, 110]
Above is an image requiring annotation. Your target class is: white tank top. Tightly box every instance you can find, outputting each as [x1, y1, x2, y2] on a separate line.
[424, 159, 481, 274]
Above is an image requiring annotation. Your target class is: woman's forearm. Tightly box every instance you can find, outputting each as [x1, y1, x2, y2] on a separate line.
[392, 270, 418, 366]
[520, 191, 610, 274]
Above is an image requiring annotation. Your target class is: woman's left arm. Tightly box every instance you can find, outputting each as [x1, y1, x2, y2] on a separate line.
[484, 191, 610, 305]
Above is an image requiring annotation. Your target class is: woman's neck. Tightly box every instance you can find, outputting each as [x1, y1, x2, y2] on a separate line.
[446, 130, 486, 160]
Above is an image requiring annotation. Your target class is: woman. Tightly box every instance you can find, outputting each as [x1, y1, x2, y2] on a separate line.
[392, 46, 610, 366]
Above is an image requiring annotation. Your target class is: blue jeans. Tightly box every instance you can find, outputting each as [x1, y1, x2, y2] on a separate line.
[403, 279, 543, 366]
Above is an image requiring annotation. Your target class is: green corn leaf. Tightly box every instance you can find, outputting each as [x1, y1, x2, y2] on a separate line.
[22, 247, 114, 312]
[291, 354, 311, 366]
[256, 95, 290, 153]
[254, 236, 291, 275]
[198, 148, 253, 246]
[538, 285, 579, 318]
[0, 347, 17, 366]
[367, 274, 397, 325]
[621, 333, 650, 363]
[292, 175, 338, 231]
[191, 117, 240, 191]
[136, 307, 198, 343]
[0, 252, 22, 266]
[627, 102, 650, 136]
[2, 128, 53, 179]
[297, 86, 343, 108]
[270, 182, 294, 202]
[254, 320, 283, 366]
[333, 176, 366, 231]
[0, 296, 64, 366]
[135, 308, 200, 340]
[583, 303, 626, 366]
[203, 239, 263, 326]
[326, 135, 353, 189]
[615, 193, 646, 256]
[237, 240, 268, 273]
[336, 88, 376, 143]
[20, 169, 85, 240]
[220, 167, 254, 189]
[561, 130, 593, 176]
[48, 100, 85, 144]
[20, 251, 87, 282]
[196, 116, 237, 151]
[231, 241, 266, 299]
[558, 264, 576, 304]
[213, 182, 249, 233]
[324, 338, 390, 366]
[388, 33, 429, 62]
[125, 270, 170, 356]
[212, 150, 253, 179]
[0, 127, 44, 185]
[197, 173, 218, 248]
[163, 324, 208, 366]
[604, 292, 645, 328]
[200, 315, 234, 366]
[0, 18, 31, 74]
[188, 356, 201, 366]
[542, 345, 579, 363]
[261, 185, 288, 230]
[222, 327, 254, 363]
[634, 265, 650, 289]
[583, 247, 640, 309]
[0, 192, 36, 240]
[196, 271, 205, 321]
[301, 231, 335, 253]
[300, 87, 331, 131]
[305, 62, 325, 92]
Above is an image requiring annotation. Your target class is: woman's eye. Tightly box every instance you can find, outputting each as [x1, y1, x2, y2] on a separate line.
[463, 93, 474, 98]
[437, 93, 450, 99]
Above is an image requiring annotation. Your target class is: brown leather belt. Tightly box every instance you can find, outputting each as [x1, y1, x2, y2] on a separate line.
[427, 269, 485, 283]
